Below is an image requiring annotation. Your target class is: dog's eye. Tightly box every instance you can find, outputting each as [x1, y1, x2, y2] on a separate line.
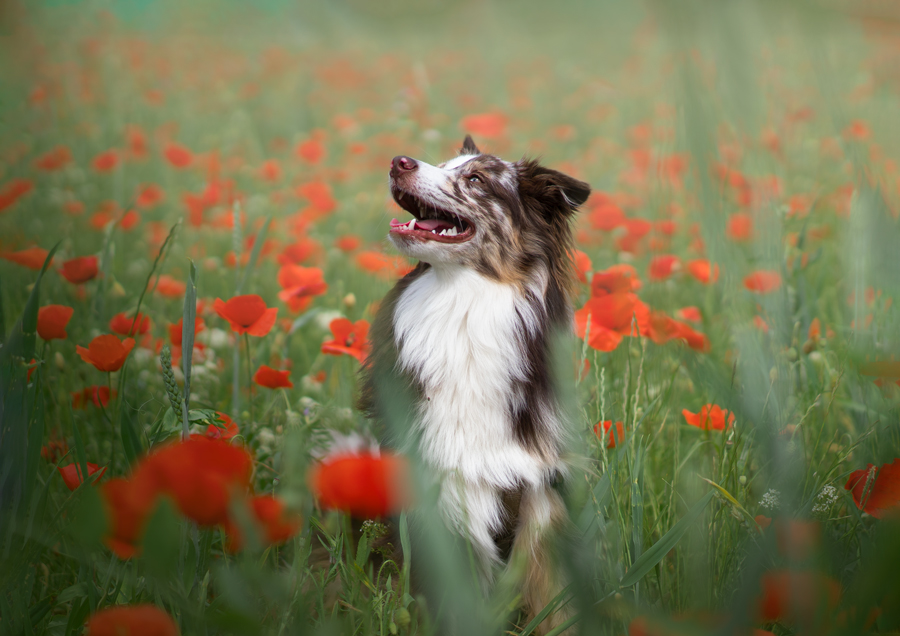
[467, 175, 482, 183]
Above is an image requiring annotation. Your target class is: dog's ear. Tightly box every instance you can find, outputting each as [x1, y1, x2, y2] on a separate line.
[460, 135, 481, 155]
[517, 159, 591, 215]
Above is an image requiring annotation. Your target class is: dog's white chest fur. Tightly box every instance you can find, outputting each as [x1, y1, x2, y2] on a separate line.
[393, 267, 548, 488]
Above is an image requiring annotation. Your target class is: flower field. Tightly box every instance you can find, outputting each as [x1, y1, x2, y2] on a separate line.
[1, 1, 900, 634]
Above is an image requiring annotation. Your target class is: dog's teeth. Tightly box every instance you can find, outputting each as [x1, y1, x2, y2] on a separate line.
[432, 229, 437, 234]
[398, 192, 404, 200]
[447, 227, 457, 236]
[407, 220, 416, 230]
[439, 229, 448, 236]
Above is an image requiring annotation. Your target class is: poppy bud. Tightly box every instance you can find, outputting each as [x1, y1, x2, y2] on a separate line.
[343, 293, 356, 309]
[111, 281, 126, 297]
[55, 351, 65, 370]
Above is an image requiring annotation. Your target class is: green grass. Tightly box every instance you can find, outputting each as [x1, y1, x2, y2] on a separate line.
[1, 1, 900, 634]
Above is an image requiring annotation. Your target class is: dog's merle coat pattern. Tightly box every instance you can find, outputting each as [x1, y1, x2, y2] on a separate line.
[358, 137, 589, 625]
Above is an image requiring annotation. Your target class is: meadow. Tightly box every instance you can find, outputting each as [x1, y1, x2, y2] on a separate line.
[1, 1, 900, 634]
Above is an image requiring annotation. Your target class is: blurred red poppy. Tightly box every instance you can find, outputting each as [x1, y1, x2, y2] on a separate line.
[589, 200, 625, 231]
[120, 210, 141, 231]
[277, 265, 327, 313]
[744, 270, 782, 294]
[72, 386, 114, 409]
[77, 335, 135, 372]
[310, 451, 411, 518]
[356, 251, 413, 279]
[100, 478, 155, 558]
[60, 256, 99, 284]
[34, 145, 72, 171]
[755, 515, 772, 531]
[206, 412, 239, 440]
[296, 181, 336, 212]
[686, 259, 719, 284]
[164, 142, 193, 168]
[648, 255, 680, 281]
[321, 318, 370, 362]
[277, 239, 321, 266]
[296, 138, 326, 164]
[92, 150, 119, 172]
[574, 293, 649, 352]
[254, 365, 293, 389]
[85, 604, 178, 636]
[677, 306, 701, 322]
[0, 178, 34, 212]
[644, 311, 710, 352]
[775, 519, 821, 561]
[37, 305, 74, 340]
[110, 312, 151, 336]
[258, 159, 282, 182]
[590, 264, 642, 296]
[335, 235, 362, 252]
[755, 570, 840, 627]
[682, 404, 734, 431]
[1, 247, 51, 270]
[214, 295, 278, 336]
[168, 316, 205, 346]
[135, 437, 254, 527]
[151, 275, 186, 298]
[845, 458, 900, 518]
[594, 421, 625, 448]
[222, 495, 301, 552]
[571, 249, 591, 283]
[726, 212, 754, 241]
[136, 183, 165, 209]
[58, 462, 107, 491]
[461, 113, 508, 139]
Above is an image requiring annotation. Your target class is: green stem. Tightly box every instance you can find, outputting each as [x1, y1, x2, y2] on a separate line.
[244, 333, 254, 426]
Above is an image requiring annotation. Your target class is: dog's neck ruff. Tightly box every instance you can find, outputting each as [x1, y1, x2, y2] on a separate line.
[393, 265, 550, 489]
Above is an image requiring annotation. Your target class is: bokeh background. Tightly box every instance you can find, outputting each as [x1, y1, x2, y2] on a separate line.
[2, 1, 900, 635]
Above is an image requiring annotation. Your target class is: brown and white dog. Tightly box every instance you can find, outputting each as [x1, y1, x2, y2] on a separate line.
[358, 136, 590, 626]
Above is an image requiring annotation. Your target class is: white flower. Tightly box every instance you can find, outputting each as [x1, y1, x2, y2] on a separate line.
[759, 488, 782, 511]
[812, 484, 839, 515]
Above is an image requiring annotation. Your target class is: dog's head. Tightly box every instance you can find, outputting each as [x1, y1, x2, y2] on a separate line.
[388, 136, 590, 282]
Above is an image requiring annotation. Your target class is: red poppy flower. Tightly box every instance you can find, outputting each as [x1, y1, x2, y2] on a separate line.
[0, 178, 33, 212]
[34, 145, 72, 171]
[726, 212, 754, 241]
[755, 515, 772, 531]
[686, 259, 719, 284]
[120, 210, 141, 231]
[37, 305, 74, 340]
[254, 365, 293, 389]
[744, 270, 782, 294]
[571, 249, 591, 283]
[774, 519, 821, 561]
[321, 318, 370, 362]
[60, 256, 99, 284]
[295, 138, 326, 164]
[57, 462, 107, 491]
[214, 295, 278, 336]
[136, 183, 165, 209]
[594, 421, 625, 448]
[310, 451, 411, 518]
[677, 306, 701, 322]
[461, 113, 508, 139]
[355, 251, 413, 279]
[135, 437, 254, 527]
[335, 235, 362, 252]
[296, 181, 336, 212]
[151, 275, 187, 298]
[168, 316, 205, 347]
[755, 570, 840, 626]
[110, 312, 151, 336]
[77, 335, 135, 372]
[258, 159, 282, 182]
[206, 411, 239, 440]
[222, 495, 301, 552]
[648, 255, 680, 281]
[1, 247, 51, 270]
[574, 293, 650, 352]
[590, 265, 642, 297]
[92, 150, 119, 172]
[72, 386, 114, 409]
[682, 404, 734, 431]
[85, 604, 178, 636]
[277, 239, 321, 266]
[277, 265, 327, 313]
[163, 142, 193, 168]
[845, 458, 900, 518]
[589, 201, 625, 231]
[42, 436, 69, 463]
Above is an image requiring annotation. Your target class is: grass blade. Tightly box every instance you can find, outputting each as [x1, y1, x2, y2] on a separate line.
[237, 215, 272, 295]
[620, 490, 714, 588]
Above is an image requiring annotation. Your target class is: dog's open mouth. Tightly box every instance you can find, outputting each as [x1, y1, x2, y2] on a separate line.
[389, 188, 474, 243]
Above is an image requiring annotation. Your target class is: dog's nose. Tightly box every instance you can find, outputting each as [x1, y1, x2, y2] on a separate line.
[390, 155, 418, 178]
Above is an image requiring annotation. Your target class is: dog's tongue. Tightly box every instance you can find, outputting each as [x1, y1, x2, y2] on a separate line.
[414, 218, 453, 231]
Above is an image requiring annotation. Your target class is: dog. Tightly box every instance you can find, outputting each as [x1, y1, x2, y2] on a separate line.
[358, 135, 590, 629]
